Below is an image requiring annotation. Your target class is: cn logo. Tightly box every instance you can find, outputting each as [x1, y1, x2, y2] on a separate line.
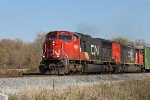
[91, 45, 99, 55]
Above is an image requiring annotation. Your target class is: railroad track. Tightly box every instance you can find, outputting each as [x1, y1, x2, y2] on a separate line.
[0, 72, 148, 78]
[0, 73, 56, 78]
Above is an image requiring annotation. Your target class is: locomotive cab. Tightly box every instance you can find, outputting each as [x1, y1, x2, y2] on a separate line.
[43, 31, 81, 60]
[39, 31, 82, 74]
[43, 31, 71, 59]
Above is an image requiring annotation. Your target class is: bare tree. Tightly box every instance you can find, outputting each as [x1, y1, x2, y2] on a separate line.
[34, 32, 46, 53]
[112, 37, 134, 46]
[134, 39, 147, 46]
[0, 48, 9, 68]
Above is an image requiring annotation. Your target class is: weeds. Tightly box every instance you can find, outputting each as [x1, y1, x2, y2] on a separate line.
[9, 79, 150, 100]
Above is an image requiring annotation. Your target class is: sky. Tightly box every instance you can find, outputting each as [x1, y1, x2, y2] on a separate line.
[0, 0, 150, 42]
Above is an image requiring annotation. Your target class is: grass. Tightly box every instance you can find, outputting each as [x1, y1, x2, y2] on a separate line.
[9, 79, 150, 100]
[0, 69, 22, 76]
[0, 68, 38, 76]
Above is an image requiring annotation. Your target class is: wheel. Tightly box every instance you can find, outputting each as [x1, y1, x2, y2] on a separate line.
[39, 65, 48, 74]
[141, 68, 145, 73]
[58, 68, 65, 75]
[49, 70, 58, 75]
[114, 64, 121, 74]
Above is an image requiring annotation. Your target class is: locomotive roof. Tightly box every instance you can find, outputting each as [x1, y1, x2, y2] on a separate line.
[74, 32, 91, 38]
[46, 31, 142, 48]
[75, 32, 112, 43]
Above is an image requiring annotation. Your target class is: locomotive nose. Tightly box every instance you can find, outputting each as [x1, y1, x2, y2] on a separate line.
[45, 40, 62, 59]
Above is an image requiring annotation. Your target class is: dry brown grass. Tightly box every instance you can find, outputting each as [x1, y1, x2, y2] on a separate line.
[0, 68, 37, 76]
[9, 79, 150, 100]
[0, 69, 25, 76]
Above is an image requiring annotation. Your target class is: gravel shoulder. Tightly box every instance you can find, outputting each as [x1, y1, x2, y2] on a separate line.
[0, 73, 150, 94]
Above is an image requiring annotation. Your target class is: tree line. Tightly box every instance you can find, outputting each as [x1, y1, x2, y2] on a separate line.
[0, 33, 46, 70]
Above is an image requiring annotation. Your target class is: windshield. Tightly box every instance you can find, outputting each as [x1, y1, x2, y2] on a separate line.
[58, 35, 72, 41]
[47, 35, 57, 40]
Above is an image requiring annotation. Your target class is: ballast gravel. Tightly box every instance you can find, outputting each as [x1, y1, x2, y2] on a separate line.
[0, 73, 150, 94]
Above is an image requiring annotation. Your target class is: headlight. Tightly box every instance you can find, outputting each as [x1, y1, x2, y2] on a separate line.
[57, 55, 59, 58]
[52, 41, 55, 46]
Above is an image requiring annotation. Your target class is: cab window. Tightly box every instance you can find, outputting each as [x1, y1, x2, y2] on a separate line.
[47, 35, 57, 40]
[58, 35, 72, 41]
[74, 35, 79, 42]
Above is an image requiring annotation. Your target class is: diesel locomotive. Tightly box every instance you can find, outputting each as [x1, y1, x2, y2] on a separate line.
[39, 31, 149, 74]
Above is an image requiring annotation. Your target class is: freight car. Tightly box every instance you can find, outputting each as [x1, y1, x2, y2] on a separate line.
[39, 31, 146, 74]
[136, 46, 150, 71]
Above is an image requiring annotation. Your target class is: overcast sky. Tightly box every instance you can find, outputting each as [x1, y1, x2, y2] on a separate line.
[0, 0, 150, 42]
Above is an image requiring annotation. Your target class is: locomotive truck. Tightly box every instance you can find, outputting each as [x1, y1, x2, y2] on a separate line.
[39, 31, 150, 74]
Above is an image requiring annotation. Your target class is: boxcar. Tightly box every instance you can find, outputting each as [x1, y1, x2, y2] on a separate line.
[142, 46, 150, 70]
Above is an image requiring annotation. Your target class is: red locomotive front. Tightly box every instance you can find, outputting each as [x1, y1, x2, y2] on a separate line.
[43, 31, 81, 60]
[39, 31, 86, 74]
